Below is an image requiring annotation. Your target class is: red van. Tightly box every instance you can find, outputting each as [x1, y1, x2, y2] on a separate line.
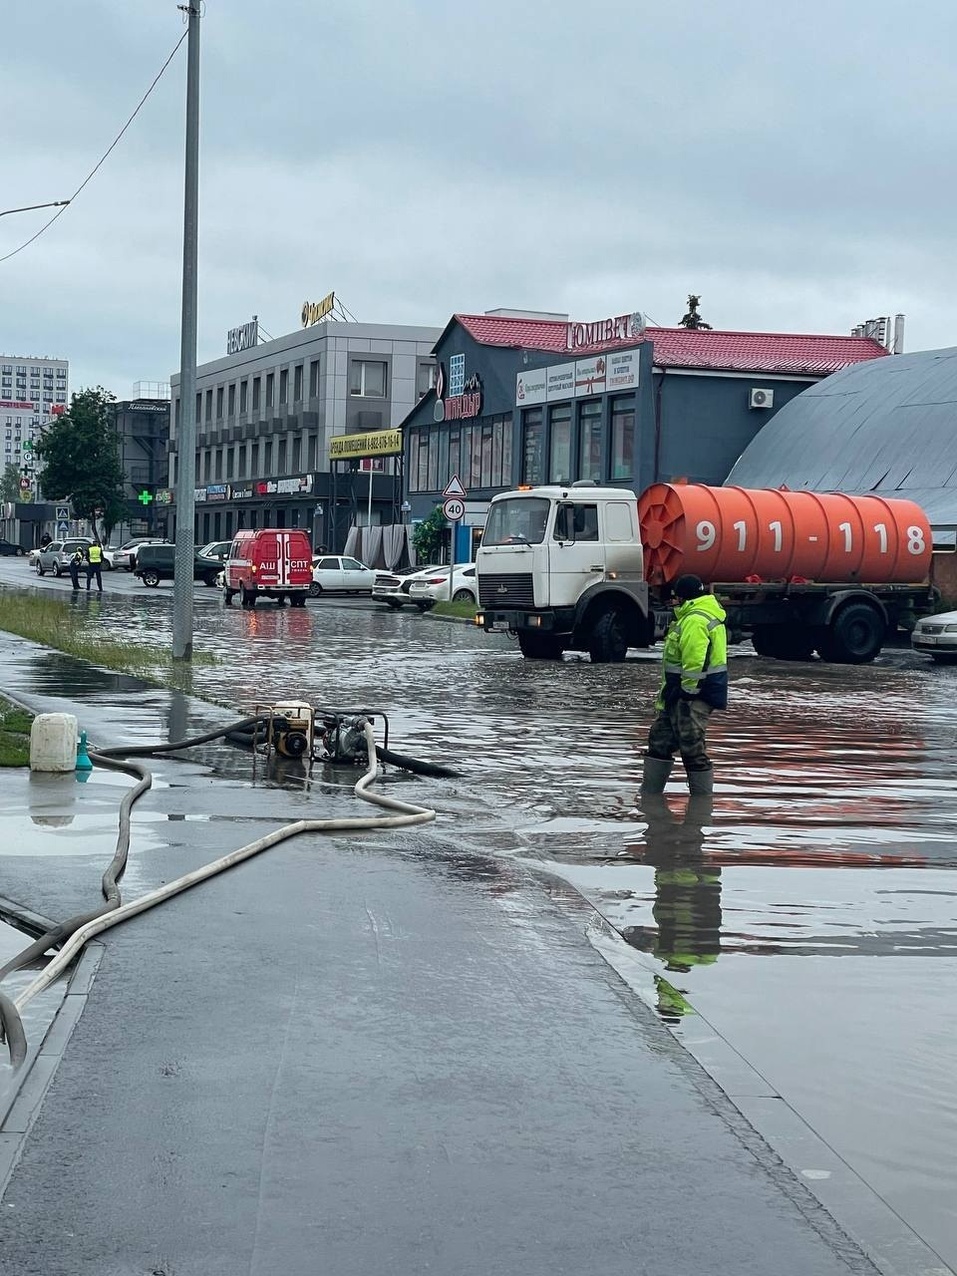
[224, 529, 313, 607]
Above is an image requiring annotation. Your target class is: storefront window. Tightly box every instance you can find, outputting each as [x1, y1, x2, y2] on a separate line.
[492, 418, 503, 488]
[548, 404, 572, 483]
[471, 425, 483, 488]
[449, 429, 460, 486]
[611, 396, 636, 481]
[522, 409, 544, 485]
[427, 430, 439, 491]
[579, 400, 603, 482]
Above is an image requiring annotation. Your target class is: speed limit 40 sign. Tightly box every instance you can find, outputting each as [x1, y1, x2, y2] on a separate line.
[442, 497, 465, 521]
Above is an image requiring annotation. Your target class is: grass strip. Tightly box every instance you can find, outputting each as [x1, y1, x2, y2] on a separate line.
[0, 590, 215, 680]
[432, 599, 478, 621]
[0, 694, 32, 766]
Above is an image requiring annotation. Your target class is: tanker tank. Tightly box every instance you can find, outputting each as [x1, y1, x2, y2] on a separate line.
[638, 483, 932, 586]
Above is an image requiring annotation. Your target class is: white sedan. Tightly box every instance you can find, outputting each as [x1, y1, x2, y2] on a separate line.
[407, 564, 477, 611]
[309, 554, 377, 597]
[912, 611, 957, 664]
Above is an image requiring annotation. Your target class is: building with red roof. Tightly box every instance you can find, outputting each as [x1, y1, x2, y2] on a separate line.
[399, 308, 889, 548]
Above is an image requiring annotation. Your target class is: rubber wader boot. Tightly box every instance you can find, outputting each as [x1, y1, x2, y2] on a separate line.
[640, 756, 674, 794]
[686, 767, 714, 797]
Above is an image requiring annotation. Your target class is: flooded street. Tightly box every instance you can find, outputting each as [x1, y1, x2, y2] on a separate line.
[4, 571, 957, 1269]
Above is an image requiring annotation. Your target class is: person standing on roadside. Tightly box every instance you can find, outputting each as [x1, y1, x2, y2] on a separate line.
[641, 574, 727, 797]
[85, 541, 104, 593]
[68, 546, 83, 591]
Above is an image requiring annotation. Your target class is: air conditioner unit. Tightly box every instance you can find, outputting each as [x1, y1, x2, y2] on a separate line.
[749, 387, 774, 409]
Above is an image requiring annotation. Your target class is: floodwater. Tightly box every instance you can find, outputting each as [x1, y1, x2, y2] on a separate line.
[6, 582, 957, 1268]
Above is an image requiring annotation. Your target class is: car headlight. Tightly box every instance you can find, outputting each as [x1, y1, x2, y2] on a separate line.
[945, 625, 957, 633]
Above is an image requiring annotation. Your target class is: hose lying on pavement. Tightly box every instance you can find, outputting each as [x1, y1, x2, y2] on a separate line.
[1, 724, 435, 1067]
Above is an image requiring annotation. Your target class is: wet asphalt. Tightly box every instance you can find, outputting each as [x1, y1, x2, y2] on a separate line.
[0, 561, 955, 1273]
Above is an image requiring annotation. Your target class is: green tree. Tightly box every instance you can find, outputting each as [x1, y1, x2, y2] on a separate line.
[412, 505, 447, 564]
[679, 294, 712, 330]
[0, 462, 27, 504]
[35, 387, 127, 537]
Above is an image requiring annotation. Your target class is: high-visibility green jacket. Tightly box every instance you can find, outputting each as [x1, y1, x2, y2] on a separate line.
[87, 544, 103, 565]
[657, 593, 728, 711]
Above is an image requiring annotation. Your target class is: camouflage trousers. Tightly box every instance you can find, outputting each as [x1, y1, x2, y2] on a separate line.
[647, 699, 714, 771]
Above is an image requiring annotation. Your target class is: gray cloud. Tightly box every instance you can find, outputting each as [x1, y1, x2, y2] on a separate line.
[2, 0, 955, 394]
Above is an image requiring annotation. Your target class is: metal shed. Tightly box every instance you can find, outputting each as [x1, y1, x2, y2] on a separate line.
[727, 346, 957, 533]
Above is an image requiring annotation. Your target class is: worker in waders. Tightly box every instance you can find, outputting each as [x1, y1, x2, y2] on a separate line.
[641, 574, 727, 797]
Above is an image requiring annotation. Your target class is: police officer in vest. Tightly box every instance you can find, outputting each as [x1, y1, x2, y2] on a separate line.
[641, 574, 727, 796]
[85, 541, 104, 592]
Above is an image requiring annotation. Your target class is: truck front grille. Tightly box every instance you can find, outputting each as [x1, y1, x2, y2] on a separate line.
[479, 573, 535, 608]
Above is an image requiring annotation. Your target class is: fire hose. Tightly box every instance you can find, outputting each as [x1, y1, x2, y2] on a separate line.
[1, 717, 446, 1068]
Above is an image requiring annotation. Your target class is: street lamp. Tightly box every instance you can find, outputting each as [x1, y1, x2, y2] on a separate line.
[0, 201, 71, 217]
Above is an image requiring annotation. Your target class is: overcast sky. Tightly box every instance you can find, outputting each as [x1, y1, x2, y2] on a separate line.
[2, 0, 955, 394]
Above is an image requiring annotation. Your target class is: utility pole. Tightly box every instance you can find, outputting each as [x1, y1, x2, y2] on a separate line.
[172, 2, 201, 661]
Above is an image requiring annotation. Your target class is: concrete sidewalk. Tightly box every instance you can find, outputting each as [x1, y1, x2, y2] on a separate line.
[0, 646, 884, 1275]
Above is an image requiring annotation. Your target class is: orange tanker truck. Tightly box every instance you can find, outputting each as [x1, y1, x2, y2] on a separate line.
[474, 481, 936, 663]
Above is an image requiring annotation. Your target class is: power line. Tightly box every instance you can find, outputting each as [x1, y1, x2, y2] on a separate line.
[0, 29, 188, 266]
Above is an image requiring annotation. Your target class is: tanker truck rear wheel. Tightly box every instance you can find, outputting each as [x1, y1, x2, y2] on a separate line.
[817, 602, 884, 664]
[240, 583, 257, 608]
[517, 632, 565, 660]
[588, 609, 628, 663]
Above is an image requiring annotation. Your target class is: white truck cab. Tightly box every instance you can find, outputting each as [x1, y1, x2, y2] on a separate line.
[475, 482, 652, 661]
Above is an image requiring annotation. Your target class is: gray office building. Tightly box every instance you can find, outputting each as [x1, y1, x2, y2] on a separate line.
[168, 317, 440, 549]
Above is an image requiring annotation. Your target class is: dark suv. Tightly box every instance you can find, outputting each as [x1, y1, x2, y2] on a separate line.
[134, 544, 221, 588]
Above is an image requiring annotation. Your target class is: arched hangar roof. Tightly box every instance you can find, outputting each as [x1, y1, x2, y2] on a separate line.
[727, 347, 957, 525]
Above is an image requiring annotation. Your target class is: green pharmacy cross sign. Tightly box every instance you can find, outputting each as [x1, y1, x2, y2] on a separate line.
[137, 490, 154, 507]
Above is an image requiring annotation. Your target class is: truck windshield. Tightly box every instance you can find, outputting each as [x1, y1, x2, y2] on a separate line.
[483, 497, 550, 546]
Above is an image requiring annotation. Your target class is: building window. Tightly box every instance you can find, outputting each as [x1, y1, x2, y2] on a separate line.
[293, 364, 303, 401]
[279, 369, 288, 406]
[238, 444, 247, 476]
[226, 446, 235, 479]
[216, 387, 224, 419]
[215, 449, 224, 481]
[203, 450, 211, 481]
[521, 408, 545, 485]
[263, 440, 273, 473]
[277, 438, 287, 471]
[307, 434, 317, 469]
[240, 380, 248, 413]
[195, 392, 202, 424]
[416, 362, 437, 399]
[265, 372, 274, 407]
[548, 404, 572, 483]
[292, 436, 301, 471]
[448, 429, 460, 487]
[309, 359, 320, 397]
[227, 384, 236, 416]
[611, 397, 636, 481]
[252, 377, 261, 410]
[250, 442, 259, 474]
[174, 399, 181, 430]
[204, 389, 213, 422]
[579, 400, 603, 482]
[349, 360, 387, 398]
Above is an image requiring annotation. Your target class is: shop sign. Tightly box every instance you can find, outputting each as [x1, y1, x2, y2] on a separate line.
[0, 400, 34, 411]
[575, 356, 606, 396]
[546, 362, 576, 401]
[565, 311, 645, 351]
[229, 485, 254, 500]
[329, 429, 403, 460]
[129, 401, 169, 413]
[301, 292, 335, 328]
[606, 348, 640, 391]
[194, 487, 206, 503]
[226, 317, 259, 355]
[433, 359, 482, 421]
[154, 489, 173, 506]
[515, 368, 547, 406]
[255, 475, 314, 496]
[206, 484, 228, 502]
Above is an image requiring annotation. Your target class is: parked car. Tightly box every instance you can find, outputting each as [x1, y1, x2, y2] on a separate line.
[372, 565, 442, 610]
[0, 538, 26, 557]
[35, 538, 95, 577]
[134, 543, 222, 588]
[407, 564, 478, 611]
[912, 611, 957, 663]
[309, 554, 377, 597]
[198, 540, 231, 563]
[109, 538, 169, 571]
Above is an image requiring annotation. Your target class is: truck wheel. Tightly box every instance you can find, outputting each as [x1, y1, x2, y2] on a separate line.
[240, 583, 257, 608]
[817, 602, 884, 664]
[224, 589, 235, 606]
[142, 569, 160, 587]
[291, 593, 306, 608]
[752, 625, 816, 661]
[588, 610, 628, 663]
[517, 632, 565, 660]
